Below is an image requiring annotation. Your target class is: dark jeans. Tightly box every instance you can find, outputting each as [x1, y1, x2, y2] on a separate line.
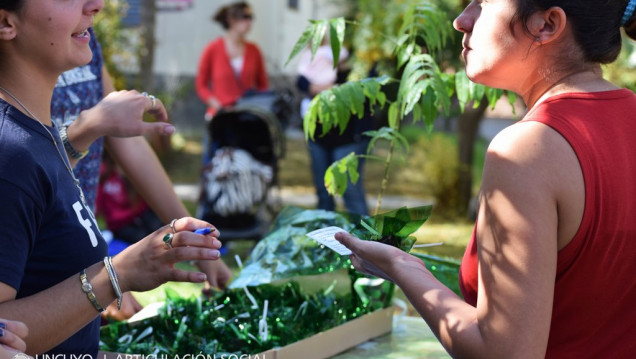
[308, 140, 369, 215]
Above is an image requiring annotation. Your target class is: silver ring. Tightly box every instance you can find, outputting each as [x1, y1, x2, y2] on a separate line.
[141, 91, 149, 97]
[163, 233, 174, 249]
[149, 95, 156, 110]
[169, 218, 178, 234]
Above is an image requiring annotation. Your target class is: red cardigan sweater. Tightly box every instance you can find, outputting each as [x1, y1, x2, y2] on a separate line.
[195, 37, 268, 117]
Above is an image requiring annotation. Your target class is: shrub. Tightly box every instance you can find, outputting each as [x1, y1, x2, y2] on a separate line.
[398, 133, 460, 217]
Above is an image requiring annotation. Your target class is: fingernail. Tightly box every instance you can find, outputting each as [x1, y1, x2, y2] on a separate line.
[196, 273, 207, 282]
[207, 250, 220, 259]
[164, 125, 175, 134]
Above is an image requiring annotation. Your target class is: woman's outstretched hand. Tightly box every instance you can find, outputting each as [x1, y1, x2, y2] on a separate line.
[335, 231, 423, 283]
[112, 217, 222, 293]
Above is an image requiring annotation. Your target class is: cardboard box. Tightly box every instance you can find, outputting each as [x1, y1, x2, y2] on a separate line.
[100, 307, 393, 359]
[259, 307, 393, 359]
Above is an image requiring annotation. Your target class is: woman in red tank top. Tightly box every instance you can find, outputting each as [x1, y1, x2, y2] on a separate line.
[336, 1, 636, 358]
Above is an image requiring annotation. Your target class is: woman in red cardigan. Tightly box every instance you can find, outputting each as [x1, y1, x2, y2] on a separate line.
[195, 2, 269, 120]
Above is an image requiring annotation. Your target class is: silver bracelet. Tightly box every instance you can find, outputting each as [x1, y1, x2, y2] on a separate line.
[79, 269, 105, 313]
[59, 124, 89, 160]
[103, 256, 123, 310]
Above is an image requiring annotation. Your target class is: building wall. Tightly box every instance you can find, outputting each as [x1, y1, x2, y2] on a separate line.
[153, 0, 345, 78]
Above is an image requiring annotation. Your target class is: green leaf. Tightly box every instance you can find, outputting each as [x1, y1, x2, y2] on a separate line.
[404, 80, 428, 115]
[325, 156, 352, 196]
[365, 127, 408, 157]
[340, 82, 359, 116]
[507, 90, 518, 115]
[284, 24, 314, 67]
[392, 130, 410, 158]
[455, 70, 471, 109]
[339, 153, 360, 184]
[388, 101, 399, 130]
[303, 96, 319, 140]
[397, 43, 415, 69]
[470, 83, 486, 109]
[351, 83, 366, 117]
[485, 86, 503, 109]
[411, 99, 422, 124]
[329, 18, 346, 68]
[455, 70, 487, 111]
[311, 20, 329, 57]
[420, 89, 438, 133]
[361, 80, 380, 107]
[333, 88, 351, 133]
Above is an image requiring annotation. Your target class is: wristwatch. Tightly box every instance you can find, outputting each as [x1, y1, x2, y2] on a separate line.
[80, 269, 105, 313]
[59, 124, 89, 160]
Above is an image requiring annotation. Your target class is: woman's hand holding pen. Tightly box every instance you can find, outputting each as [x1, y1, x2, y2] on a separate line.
[112, 217, 222, 294]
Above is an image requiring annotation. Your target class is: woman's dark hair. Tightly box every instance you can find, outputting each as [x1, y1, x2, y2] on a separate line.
[213, 2, 251, 30]
[0, 0, 24, 11]
[512, 0, 636, 64]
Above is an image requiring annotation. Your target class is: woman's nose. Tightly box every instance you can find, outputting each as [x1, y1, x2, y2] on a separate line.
[85, 0, 104, 16]
[453, 3, 476, 33]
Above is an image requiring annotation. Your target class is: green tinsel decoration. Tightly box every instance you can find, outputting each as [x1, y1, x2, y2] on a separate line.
[99, 281, 381, 355]
[99, 206, 458, 355]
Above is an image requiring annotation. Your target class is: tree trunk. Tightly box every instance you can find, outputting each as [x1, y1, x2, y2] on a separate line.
[139, 0, 156, 91]
[139, 0, 172, 154]
[457, 98, 488, 217]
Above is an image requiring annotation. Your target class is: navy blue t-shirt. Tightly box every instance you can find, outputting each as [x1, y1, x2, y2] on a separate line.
[0, 99, 108, 355]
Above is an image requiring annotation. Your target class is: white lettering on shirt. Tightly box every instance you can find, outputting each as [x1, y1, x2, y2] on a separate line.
[73, 201, 98, 247]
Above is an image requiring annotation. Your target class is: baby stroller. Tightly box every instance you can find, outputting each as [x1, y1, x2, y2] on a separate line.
[196, 106, 285, 241]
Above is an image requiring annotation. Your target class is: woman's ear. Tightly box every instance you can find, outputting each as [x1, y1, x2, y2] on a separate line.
[526, 6, 567, 44]
[0, 10, 18, 41]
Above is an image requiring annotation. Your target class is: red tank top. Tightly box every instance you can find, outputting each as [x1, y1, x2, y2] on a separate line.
[459, 89, 636, 358]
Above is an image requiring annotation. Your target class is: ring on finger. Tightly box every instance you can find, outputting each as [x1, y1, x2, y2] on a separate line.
[163, 233, 174, 249]
[149, 95, 156, 110]
[141, 91, 149, 97]
[169, 218, 178, 234]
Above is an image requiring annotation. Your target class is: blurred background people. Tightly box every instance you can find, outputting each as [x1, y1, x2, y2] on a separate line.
[296, 42, 373, 215]
[195, 1, 269, 164]
[96, 152, 163, 245]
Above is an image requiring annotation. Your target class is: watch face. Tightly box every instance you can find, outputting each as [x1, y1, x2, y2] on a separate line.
[82, 282, 92, 292]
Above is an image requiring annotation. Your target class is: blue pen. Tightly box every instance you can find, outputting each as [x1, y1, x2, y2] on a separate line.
[194, 227, 213, 235]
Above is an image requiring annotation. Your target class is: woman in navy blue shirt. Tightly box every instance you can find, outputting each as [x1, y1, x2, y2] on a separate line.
[0, 0, 222, 355]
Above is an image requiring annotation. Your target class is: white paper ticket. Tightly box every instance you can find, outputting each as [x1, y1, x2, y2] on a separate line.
[306, 226, 352, 255]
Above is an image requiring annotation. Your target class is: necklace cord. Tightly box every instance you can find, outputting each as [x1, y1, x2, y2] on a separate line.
[0, 85, 86, 203]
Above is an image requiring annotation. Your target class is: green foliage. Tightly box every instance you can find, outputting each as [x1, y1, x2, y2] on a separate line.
[397, 133, 461, 218]
[303, 76, 390, 141]
[285, 18, 347, 68]
[287, 0, 511, 214]
[93, 0, 133, 90]
[345, 0, 413, 79]
[604, 37, 636, 92]
[324, 152, 360, 196]
[344, 0, 462, 80]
